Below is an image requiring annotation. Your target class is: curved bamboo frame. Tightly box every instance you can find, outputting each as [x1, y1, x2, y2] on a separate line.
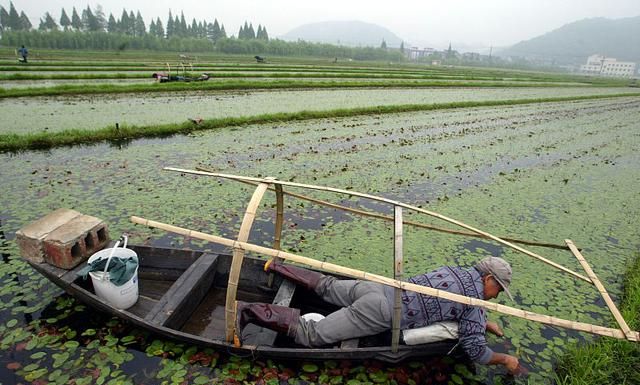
[195, 166, 571, 251]
[166, 167, 590, 283]
[224, 182, 269, 342]
[130, 216, 640, 342]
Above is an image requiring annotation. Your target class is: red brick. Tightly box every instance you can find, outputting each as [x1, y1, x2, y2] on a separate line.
[43, 215, 110, 269]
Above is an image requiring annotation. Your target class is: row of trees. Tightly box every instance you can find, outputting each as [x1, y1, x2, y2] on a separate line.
[1, 30, 404, 61]
[0, 2, 32, 30]
[0, 2, 267, 43]
[0, 2, 403, 61]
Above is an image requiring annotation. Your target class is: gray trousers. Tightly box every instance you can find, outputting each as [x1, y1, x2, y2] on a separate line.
[294, 276, 392, 347]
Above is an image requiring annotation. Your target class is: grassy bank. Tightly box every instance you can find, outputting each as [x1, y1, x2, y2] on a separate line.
[554, 253, 640, 384]
[0, 79, 612, 99]
[1, 92, 639, 152]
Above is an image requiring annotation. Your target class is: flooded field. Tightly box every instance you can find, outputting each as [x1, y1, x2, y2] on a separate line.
[2, 86, 638, 134]
[1, 96, 639, 384]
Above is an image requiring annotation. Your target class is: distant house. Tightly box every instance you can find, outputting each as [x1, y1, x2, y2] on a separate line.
[405, 47, 435, 60]
[580, 54, 637, 78]
[462, 52, 481, 61]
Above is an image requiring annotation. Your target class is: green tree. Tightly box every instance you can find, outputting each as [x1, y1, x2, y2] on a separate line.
[380, 39, 387, 49]
[0, 6, 9, 31]
[71, 7, 82, 30]
[210, 19, 221, 41]
[39, 12, 58, 31]
[399, 41, 404, 52]
[128, 11, 136, 35]
[220, 24, 226, 38]
[59, 8, 71, 30]
[190, 18, 198, 38]
[149, 19, 156, 36]
[179, 11, 187, 37]
[94, 5, 107, 31]
[118, 9, 129, 34]
[8, 2, 20, 30]
[107, 13, 117, 33]
[174, 15, 181, 36]
[19, 11, 31, 30]
[134, 11, 145, 36]
[155, 17, 164, 38]
[166, 10, 174, 37]
[247, 23, 255, 39]
[256, 25, 269, 41]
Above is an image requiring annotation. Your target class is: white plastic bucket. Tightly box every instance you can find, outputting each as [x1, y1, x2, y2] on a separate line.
[88, 237, 139, 310]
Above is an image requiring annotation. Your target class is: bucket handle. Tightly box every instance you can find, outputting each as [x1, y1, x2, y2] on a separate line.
[101, 234, 128, 280]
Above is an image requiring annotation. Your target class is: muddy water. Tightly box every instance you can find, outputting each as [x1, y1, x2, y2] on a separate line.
[1, 87, 638, 134]
[1, 97, 639, 384]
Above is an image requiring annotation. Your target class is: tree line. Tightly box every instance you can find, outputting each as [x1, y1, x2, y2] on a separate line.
[0, 2, 263, 42]
[0, 2, 403, 61]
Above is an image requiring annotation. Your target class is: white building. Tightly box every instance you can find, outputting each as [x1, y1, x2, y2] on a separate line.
[405, 47, 435, 60]
[580, 54, 637, 78]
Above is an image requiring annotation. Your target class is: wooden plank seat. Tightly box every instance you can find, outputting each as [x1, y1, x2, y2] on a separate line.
[241, 279, 296, 346]
[145, 253, 219, 329]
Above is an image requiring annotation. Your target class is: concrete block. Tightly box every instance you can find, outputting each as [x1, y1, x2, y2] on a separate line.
[43, 214, 110, 269]
[16, 208, 81, 263]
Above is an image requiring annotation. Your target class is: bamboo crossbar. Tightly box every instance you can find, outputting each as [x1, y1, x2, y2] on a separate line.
[130, 216, 640, 342]
[195, 166, 571, 251]
[566, 239, 635, 340]
[166, 167, 590, 283]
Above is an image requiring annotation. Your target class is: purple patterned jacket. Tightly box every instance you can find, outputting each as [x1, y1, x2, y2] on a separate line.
[385, 266, 493, 364]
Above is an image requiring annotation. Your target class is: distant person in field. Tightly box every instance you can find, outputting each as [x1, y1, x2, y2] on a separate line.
[18, 46, 28, 63]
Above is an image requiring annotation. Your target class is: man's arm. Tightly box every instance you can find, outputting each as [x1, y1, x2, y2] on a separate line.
[488, 352, 527, 375]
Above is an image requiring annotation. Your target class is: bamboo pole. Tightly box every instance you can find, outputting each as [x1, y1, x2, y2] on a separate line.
[225, 183, 269, 342]
[391, 206, 403, 353]
[167, 167, 590, 283]
[566, 239, 635, 340]
[130, 216, 640, 342]
[195, 166, 570, 251]
[273, 183, 284, 251]
[267, 183, 285, 288]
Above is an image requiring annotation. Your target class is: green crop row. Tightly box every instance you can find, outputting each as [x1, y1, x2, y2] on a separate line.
[2, 92, 638, 152]
[0, 80, 621, 99]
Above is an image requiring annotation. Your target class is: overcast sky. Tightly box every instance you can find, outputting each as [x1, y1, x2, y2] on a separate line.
[9, 0, 640, 51]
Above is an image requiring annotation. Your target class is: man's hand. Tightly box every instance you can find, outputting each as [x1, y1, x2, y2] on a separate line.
[489, 353, 528, 376]
[486, 321, 504, 337]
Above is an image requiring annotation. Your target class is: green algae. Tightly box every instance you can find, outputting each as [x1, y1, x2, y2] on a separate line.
[1, 97, 639, 384]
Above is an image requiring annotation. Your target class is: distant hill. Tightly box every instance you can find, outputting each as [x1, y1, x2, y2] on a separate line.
[498, 16, 640, 64]
[280, 20, 404, 48]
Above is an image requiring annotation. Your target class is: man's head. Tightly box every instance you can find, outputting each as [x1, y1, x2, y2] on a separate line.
[475, 257, 514, 301]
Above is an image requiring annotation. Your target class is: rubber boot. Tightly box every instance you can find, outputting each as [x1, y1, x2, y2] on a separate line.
[236, 301, 300, 341]
[264, 259, 324, 291]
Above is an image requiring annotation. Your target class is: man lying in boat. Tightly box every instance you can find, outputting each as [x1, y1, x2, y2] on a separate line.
[236, 256, 525, 375]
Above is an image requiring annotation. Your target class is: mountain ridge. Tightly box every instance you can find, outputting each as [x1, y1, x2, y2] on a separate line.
[279, 20, 404, 48]
[499, 16, 640, 64]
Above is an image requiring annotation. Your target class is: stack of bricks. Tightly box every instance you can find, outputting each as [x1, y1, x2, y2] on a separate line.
[16, 208, 110, 269]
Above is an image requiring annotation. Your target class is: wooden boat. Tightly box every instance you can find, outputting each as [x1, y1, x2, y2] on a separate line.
[22, 167, 639, 365]
[25, 245, 457, 363]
